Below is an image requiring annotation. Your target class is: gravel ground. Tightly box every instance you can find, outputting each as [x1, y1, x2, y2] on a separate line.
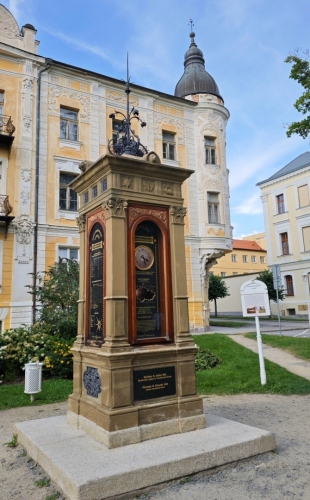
[1, 395, 310, 500]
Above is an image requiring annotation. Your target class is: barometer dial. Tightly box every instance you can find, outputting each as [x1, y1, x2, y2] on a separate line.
[135, 245, 154, 270]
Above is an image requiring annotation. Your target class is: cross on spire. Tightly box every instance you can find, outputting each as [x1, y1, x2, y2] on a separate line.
[188, 18, 194, 32]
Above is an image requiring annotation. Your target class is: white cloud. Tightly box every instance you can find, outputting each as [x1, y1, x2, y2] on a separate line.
[41, 28, 117, 67]
[229, 135, 302, 190]
[233, 191, 263, 215]
[8, 0, 25, 21]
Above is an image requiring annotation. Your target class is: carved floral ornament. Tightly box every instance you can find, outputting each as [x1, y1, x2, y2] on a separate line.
[23, 78, 33, 91]
[48, 87, 90, 121]
[76, 214, 86, 231]
[103, 198, 128, 218]
[128, 206, 168, 229]
[87, 211, 105, 228]
[153, 113, 185, 144]
[106, 89, 139, 107]
[170, 206, 187, 224]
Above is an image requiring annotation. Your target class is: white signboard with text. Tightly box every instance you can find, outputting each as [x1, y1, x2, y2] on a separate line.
[240, 280, 270, 317]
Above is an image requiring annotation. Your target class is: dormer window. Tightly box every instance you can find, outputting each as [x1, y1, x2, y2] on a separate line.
[205, 137, 216, 165]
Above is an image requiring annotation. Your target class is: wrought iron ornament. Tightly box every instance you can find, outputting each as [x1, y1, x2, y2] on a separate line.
[108, 54, 148, 157]
[83, 366, 102, 398]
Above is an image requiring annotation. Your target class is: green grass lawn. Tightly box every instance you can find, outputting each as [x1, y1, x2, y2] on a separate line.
[0, 378, 73, 411]
[209, 320, 247, 327]
[193, 334, 310, 396]
[245, 333, 310, 362]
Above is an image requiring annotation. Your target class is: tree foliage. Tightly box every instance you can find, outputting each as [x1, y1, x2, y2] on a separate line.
[27, 258, 79, 340]
[257, 270, 285, 303]
[208, 274, 230, 317]
[285, 50, 310, 139]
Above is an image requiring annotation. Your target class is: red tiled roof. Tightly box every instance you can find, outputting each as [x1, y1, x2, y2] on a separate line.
[233, 239, 266, 251]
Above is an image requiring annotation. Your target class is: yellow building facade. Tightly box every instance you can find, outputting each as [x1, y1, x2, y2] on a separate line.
[0, 5, 232, 332]
[212, 239, 267, 276]
[258, 152, 310, 316]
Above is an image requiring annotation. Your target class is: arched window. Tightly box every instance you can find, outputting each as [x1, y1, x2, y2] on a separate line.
[285, 275, 294, 296]
[88, 222, 104, 345]
[128, 206, 173, 345]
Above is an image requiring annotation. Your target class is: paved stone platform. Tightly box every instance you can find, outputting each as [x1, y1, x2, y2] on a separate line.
[15, 412, 276, 500]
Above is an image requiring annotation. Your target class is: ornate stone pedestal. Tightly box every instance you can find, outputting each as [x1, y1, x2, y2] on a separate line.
[68, 153, 205, 448]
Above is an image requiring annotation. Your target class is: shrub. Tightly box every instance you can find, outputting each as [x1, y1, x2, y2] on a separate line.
[0, 325, 73, 381]
[195, 347, 223, 371]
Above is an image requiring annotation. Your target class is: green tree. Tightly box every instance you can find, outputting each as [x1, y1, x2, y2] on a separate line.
[208, 274, 230, 317]
[257, 270, 285, 303]
[27, 258, 79, 340]
[285, 50, 310, 139]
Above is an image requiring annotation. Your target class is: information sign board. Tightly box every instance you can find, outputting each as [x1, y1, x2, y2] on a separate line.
[240, 279, 270, 317]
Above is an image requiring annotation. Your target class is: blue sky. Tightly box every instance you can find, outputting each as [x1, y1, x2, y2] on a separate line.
[4, 0, 310, 238]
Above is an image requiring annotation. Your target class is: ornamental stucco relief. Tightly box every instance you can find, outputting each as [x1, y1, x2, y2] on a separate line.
[153, 113, 185, 144]
[48, 87, 90, 122]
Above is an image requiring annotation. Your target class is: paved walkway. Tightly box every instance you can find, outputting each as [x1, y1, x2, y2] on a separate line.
[230, 334, 310, 381]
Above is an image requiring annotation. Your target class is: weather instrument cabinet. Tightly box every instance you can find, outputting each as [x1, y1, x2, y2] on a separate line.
[67, 153, 206, 448]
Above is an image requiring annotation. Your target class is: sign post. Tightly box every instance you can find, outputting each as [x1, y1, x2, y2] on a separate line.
[240, 280, 270, 385]
[272, 264, 282, 336]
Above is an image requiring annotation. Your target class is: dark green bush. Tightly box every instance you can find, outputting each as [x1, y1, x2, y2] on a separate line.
[195, 347, 223, 371]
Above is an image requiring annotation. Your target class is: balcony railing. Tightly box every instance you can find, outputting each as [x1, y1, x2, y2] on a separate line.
[0, 115, 15, 135]
[0, 195, 13, 216]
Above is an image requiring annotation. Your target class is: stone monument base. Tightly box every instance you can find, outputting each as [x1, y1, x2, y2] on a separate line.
[15, 411, 276, 500]
[67, 410, 206, 448]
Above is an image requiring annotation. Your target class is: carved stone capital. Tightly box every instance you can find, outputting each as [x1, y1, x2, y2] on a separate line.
[103, 198, 128, 218]
[76, 214, 86, 232]
[170, 206, 187, 224]
[261, 194, 268, 203]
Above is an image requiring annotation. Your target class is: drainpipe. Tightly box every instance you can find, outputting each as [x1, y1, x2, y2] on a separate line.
[32, 59, 52, 325]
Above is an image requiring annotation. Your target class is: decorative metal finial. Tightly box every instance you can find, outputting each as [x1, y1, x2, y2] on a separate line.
[189, 18, 194, 32]
[108, 53, 148, 157]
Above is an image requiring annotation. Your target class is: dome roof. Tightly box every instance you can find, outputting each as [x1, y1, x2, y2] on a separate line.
[175, 32, 222, 100]
[23, 23, 36, 30]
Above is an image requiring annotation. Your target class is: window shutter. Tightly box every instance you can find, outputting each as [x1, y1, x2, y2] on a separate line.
[302, 226, 310, 251]
[298, 185, 309, 208]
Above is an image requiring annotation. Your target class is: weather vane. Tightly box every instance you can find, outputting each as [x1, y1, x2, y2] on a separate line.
[189, 18, 194, 31]
[108, 54, 148, 157]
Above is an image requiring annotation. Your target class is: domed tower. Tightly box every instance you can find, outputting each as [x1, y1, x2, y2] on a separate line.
[175, 28, 232, 329]
[175, 30, 223, 101]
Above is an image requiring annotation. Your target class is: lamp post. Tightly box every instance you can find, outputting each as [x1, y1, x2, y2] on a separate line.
[294, 272, 310, 337]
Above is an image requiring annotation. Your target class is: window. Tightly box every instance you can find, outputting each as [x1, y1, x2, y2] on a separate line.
[285, 275, 294, 296]
[242, 255, 248, 263]
[251, 256, 256, 263]
[260, 256, 265, 264]
[58, 247, 79, 261]
[280, 232, 289, 255]
[60, 107, 78, 141]
[112, 119, 124, 142]
[84, 191, 89, 204]
[207, 192, 219, 223]
[276, 194, 285, 214]
[92, 185, 98, 198]
[205, 137, 216, 165]
[231, 254, 237, 262]
[0, 91, 3, 115]
[221, 272, 226, 277]
[298, 185, 309, 208]
[59, 173, 78, 211]
[302, 226, 310, 251]
[101, 178, 107, 193]
[162, 132, 176, 160]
